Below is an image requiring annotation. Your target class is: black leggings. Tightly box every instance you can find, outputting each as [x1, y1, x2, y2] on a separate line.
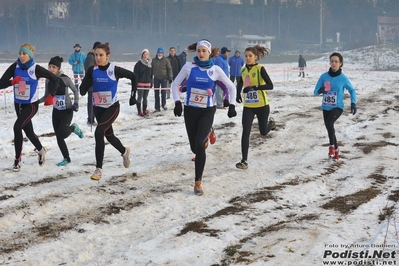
[13, 102, 43, 160]
[241, 105, 272, 161]
[323, 108, 343, 148]
[93, 102, 126, 168]
[184, 105, 216, 181]
[52, 108, 74, 161]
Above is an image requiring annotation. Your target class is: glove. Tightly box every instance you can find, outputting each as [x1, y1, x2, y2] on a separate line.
[129, 91, 137, 106]
[179, 86, 187, 93]
[72, 103, 79, 112]
[318, 87, 326, 94]
[236, 94, 242, 103]
[227, 104, 237, 118]
[11, 76, 22, 85]
[129, 96, 137, 106]
[243, 86, 254, 93]
[174, 101, 182, 117]
[223, 99, 229, 108]
[351, 103, 357, 115]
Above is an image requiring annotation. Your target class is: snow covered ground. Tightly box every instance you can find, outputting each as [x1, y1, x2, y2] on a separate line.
[1, 45, 399, 266]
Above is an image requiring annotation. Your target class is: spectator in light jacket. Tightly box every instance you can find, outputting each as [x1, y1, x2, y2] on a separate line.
[68, 44, 86, 90]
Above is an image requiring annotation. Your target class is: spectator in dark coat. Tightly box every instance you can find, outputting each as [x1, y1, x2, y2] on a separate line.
[134, 48, 153, 116]
[83, 41, 101, 125]
[178, 49, 188, 66]
[298, 54, 307, 78]
[167, 47, 182, 99]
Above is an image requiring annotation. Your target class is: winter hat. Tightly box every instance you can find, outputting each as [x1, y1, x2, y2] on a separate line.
[73, 44, 81, 48]
[141, 48, 150, 57]
[157, 47, 164, 54]
[221, 47, 231, 54]
[49, 56, 63, 69]
[92, 41, 101, 49]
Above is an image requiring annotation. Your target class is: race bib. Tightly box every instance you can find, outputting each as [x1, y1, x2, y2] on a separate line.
[188, 88, 209, 108]
[245, 90, 260, 104]
[322, 91, 337, 107]
[93, 91, 113, 107]
[15, 82, 31, 100]
[53, 95, 66, 110]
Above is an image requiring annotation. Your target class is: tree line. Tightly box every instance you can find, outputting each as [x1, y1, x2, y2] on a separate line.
[0, 0, 397, 54]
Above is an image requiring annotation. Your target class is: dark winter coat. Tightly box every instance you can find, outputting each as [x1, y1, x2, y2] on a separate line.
[167, 54, 182, 80]
[298, 56, 307, 68]
[151, 56, 173, 80]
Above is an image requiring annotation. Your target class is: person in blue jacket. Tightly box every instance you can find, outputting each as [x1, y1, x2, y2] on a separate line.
[228, 50, 244, 84]
[314, 52, 357, 161]
[68, 44, 86, 90]
[213, 46, 230, 108]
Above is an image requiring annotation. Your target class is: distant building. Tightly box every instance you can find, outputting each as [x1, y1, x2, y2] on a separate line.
[45, 2, 69, 27]
[377, 16, 399, 44]
[226, 33, 276, 52]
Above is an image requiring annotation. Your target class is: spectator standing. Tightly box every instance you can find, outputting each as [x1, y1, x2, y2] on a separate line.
[68, 44, 86, 90]
[228, 50, 245, 84]
[298, 54, 307, 78]
[84, 41, 101, 125]
[134, 48, 153, 117]
[0, 43, 59, 171]
[167, 46, 182, 99]
[152, 47, 173, 112]
[213, 46, 230, 108]
[178, 49, 188, 66]
[39, 56, 84, 167]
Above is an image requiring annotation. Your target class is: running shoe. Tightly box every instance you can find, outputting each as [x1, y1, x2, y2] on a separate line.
[12, 160, 21, 172]
[328, 145, 335, 158]
[236, 160, 248, 170]
[72, 123, 84, 139]
[269, 117, 276, 131]
[56, 158, 70, 167]
[333, 148, 340, 161]
[209, 127, 216, 144]
[194, 181, 204, 196]
[38, 147, 47, 166]
[91, 168, 102, 181]
[123, 147, 130, 168]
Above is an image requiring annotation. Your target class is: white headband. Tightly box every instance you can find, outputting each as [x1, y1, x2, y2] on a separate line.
[196, 40, 212, 53]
